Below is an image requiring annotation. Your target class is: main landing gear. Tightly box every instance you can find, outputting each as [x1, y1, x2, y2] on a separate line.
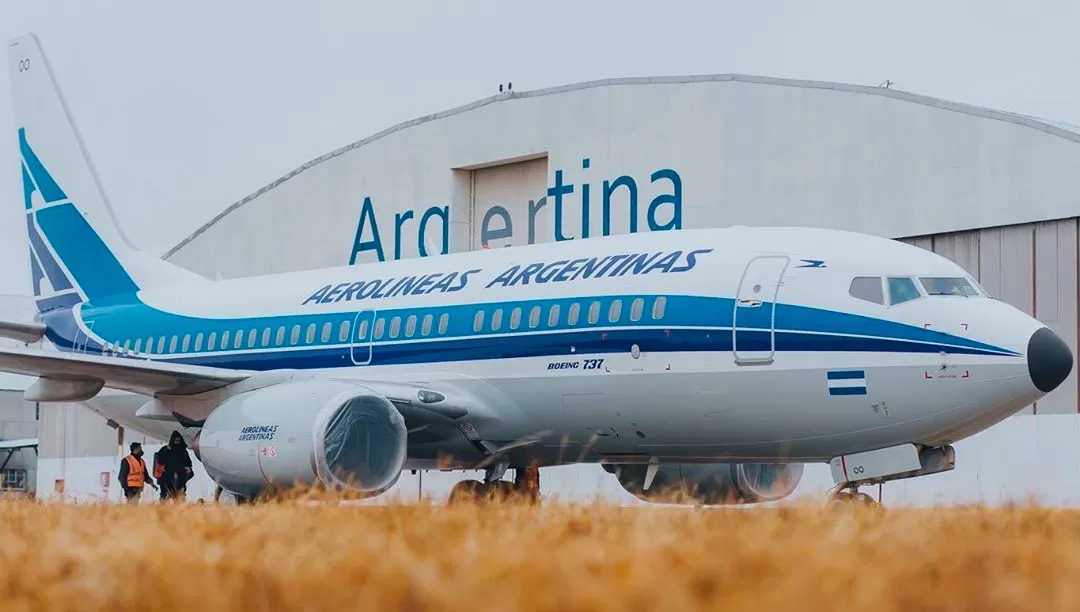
[447, 463, 541, 505]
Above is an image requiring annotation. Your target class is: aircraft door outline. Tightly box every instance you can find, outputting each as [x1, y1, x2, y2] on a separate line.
[732, 255, 790, 365]
[350, 310, 376, 366]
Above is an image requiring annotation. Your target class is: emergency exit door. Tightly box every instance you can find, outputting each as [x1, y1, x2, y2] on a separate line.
[732, 256, 789, 364]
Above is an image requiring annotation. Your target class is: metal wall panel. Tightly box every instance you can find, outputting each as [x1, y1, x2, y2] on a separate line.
[1034, 220, 1078, 414]
[979, 225, 1035, 413]
[932, 231, 980, 279]
[469, 158, 549, 249]
[904, 236, 933, 251]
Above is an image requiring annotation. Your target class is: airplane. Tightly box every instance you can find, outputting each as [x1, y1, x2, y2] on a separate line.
[0, 32, 1073, 506]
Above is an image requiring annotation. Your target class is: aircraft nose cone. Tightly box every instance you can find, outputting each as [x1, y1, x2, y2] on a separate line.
[1028, 327, 1073, 393]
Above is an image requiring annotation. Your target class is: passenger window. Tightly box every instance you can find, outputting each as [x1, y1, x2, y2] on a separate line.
[919, 277, 979, 297]
[262, 328, 271, 347]
[275, 327, 285, 346]
[169, 336, 178, 353]
[234, 331, 243, 350]
[651, 297, 667, 320]
[568, 303, 580, 326]
[220, 331, 230, 350]
[405, 315, 417, 337]
[529, 306, 541, 328]
[510, 307, 522, 330]
[182, 335, 191, 352]
[123, 340, 131, 353]
[438, 313, 449, 334]
[338, 321, 350, 342]
[390, 315, 403, 341]
[134, 339, 142, 353]
[887, 277, 922, 305]
[422, 314, 433, 336]
[157, 337, 166, 353]
[630, 298, 644, 322]
[146, 337, 153, 354]
[321, 322, 332, 343]
[588, 301, 600, 324]
[374, 318, 385, 339]
[848, 277, 885, 305]
[608, 300, 622, 323]
[357, 320, 369, 340]
[548, 304, 560, 327]
[491, 309, 503, 331]
[305, 324, 316, 344]
[247, 329, 257, 348]
[473, 310, 485, 332]
[194, 334, 203, 352]
[207, 332, 217, 351]
[289, 326, 300, 345]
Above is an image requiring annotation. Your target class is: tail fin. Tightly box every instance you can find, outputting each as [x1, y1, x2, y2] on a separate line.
[8, 33, 204, 314]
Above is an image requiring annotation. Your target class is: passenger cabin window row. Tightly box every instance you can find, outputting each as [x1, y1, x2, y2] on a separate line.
[98, 296, 670, 357]
[473, 296, 666, 333]
[848, 275, 980, 306]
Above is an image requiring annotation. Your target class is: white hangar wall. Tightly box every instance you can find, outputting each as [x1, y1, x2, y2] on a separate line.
[165, 74, 1080, 416]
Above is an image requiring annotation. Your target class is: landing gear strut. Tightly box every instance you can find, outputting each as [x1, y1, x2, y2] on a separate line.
[447, 465, 541, 504]
[827, 483, 882, 507]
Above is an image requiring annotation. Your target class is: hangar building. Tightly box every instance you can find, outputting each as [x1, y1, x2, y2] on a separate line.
[36, 73, 1080, 497]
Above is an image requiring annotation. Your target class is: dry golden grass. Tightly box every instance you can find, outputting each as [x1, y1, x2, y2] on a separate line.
[0, 492, 1077, 611]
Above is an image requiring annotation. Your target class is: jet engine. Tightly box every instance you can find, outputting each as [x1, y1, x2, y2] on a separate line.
[604, 461, 805, 505]
[194, 379, 407, 499]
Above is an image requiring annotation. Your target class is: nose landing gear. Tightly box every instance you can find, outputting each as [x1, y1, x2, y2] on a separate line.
[446, 465, 541, 505]
[827, 484, 882, 507]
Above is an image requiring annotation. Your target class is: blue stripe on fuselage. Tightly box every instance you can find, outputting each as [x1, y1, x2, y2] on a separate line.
[38, 292, 1021, 371]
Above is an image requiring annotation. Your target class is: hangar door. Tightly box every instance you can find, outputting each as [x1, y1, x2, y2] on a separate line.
[469, 157, 549, 250]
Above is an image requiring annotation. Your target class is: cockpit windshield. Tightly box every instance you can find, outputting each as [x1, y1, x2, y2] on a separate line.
[918, 277, 980, 297]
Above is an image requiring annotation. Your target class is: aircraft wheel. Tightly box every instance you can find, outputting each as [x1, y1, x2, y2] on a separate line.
[827, 490, 880, 508]
[447, 479, 486, 504]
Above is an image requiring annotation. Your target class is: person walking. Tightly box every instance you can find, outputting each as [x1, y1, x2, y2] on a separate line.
[154, 431, 194, 501]
[118, 442, 157, 503]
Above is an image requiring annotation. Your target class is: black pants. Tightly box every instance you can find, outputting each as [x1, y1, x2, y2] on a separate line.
[123, 486, 142, 502]
[160, 475, 187, 500]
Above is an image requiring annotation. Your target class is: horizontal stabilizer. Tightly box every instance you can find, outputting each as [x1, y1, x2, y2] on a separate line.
[0, 320, 45, 344]
[0, 345, 249, 397]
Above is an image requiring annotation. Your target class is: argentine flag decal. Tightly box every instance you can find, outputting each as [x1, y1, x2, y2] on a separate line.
[827, 370, 867, 396]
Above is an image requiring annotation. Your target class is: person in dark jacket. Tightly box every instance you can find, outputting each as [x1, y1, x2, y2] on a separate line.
[154, 431, 193, 501]
[118, 442, 157, 503]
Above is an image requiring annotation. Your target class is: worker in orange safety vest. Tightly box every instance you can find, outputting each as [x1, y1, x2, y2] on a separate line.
[118, 442, 158, 503]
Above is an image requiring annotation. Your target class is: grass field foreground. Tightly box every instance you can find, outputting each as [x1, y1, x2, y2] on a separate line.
[0, 495, 1076, 611]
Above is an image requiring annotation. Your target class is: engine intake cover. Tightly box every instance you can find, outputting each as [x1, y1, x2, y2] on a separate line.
[199, 379, 407, 498]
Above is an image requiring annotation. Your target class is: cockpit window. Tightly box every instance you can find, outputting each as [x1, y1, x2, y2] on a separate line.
[887, 277, 922, 305]
[849, 277, 885, 305]
[919, 277, 979, 297]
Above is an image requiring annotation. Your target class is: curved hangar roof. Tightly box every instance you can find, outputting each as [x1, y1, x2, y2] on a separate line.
[164, 73, 1080, 277]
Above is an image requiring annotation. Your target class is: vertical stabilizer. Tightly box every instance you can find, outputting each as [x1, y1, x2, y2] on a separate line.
[8, 33, 204, 313]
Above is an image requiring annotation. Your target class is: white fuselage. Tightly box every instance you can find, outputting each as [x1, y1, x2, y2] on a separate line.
[53, 226, 1051, 467]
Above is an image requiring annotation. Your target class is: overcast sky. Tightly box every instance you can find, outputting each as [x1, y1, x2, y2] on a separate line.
[2, 0, 1080, 300]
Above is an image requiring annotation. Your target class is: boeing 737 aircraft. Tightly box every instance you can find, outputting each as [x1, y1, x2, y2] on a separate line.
[1, 33, 1073, 506]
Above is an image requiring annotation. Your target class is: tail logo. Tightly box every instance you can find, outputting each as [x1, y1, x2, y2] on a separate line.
[20, 127, 81, 310]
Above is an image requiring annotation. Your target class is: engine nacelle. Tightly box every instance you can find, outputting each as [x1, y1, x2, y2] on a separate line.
[195, 379, 407, 498]
[605, 462, 805, 505]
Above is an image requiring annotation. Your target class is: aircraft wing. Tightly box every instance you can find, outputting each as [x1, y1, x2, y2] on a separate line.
[0, 438, 37, 450]
[0, 320, 46, 344]
[0, 345, 250, 397]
